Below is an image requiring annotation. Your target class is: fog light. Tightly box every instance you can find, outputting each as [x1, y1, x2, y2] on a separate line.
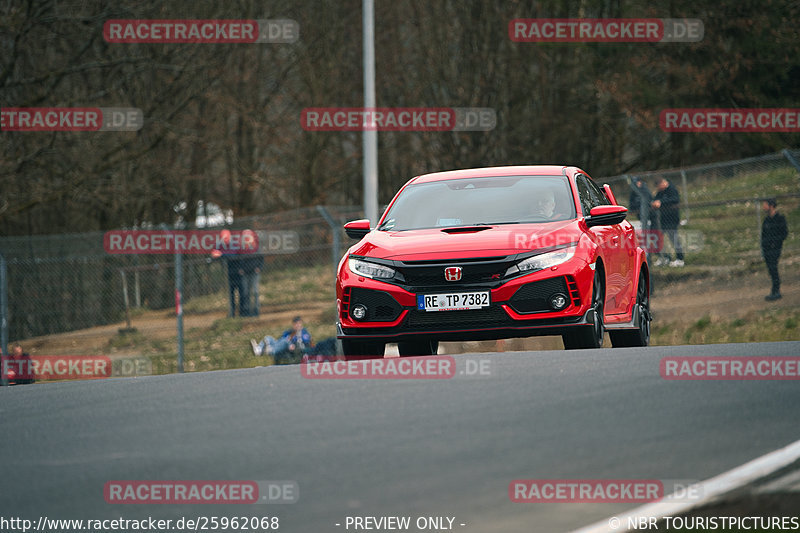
[351, 304, 368, 320]
[549, 293, 568, 310]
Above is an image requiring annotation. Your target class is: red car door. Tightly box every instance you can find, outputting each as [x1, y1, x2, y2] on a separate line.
[576, 174, 629, 315]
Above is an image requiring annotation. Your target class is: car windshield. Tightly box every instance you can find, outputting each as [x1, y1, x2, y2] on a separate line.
[377, 175, 575, 231]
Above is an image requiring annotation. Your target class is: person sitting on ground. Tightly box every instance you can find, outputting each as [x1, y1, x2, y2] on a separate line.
[5, 343, 35, 385]
[251, 316, 312, 361]
[301, 338, 341, 363]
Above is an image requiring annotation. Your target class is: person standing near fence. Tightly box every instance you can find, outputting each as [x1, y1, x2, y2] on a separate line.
[651, 178, 685, 267]
[212, 229, 246, 317]
[629, 177, 653, 228]
[239, 229, 263, 317]
[761, 198, 788, 301]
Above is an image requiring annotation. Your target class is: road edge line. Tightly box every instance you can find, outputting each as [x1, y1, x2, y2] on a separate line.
[570, 437, 800, 533]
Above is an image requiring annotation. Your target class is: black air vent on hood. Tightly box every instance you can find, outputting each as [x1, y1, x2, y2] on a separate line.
[440, 226, 492, 234]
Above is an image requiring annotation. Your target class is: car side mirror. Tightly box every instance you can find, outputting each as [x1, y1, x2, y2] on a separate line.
[586, 205, 627, 227]
[344, 219, 371, 239]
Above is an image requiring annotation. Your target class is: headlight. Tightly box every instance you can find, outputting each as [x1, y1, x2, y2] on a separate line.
[348, 257, 396, 279]
[506, 246, 576, 276]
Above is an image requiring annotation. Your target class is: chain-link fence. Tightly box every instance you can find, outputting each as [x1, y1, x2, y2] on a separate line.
[0, 205, 362, 376]
[600, 149, 800, 275]
[1, 151, 798, 377]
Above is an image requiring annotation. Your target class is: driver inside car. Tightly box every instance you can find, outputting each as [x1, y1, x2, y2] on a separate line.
[530, 189, 557, 220]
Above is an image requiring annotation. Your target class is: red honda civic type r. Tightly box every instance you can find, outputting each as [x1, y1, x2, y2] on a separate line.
[336, 165, 650, 356]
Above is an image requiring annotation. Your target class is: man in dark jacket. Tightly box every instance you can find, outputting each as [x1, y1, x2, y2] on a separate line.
[214, 229, 245, 317]
[651, 178, 684, 267]
[761, 198, 788, 301]
[238, 229, 263, 317]
[629, 177, 653, 228]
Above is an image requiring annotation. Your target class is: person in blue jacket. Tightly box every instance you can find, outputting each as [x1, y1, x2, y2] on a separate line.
[251, 316, 312, 361]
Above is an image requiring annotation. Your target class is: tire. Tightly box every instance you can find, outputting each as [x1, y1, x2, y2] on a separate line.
[397, 340, 439, 356]
[562, 270, 605, 350]
[341, 339, 385, 358]
[610, 272, 650, 348]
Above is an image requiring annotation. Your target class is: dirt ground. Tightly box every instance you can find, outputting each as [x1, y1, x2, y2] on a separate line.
[652, 255, 800, 324]
[14, 259, 799, 357]
[16, 301, 334, 357]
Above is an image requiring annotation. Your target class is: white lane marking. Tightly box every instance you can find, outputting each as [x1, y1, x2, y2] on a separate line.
[571, 437, 800, 533]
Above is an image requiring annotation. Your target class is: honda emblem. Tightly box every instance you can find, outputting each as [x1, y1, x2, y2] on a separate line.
[444, 266, 462, 282]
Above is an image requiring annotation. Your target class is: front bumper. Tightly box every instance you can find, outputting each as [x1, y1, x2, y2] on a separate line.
[337, 257, 597, 342]
[337, 306, 598, 342]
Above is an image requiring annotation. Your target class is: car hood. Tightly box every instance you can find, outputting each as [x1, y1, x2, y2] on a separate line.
[350, 220, 580, 261]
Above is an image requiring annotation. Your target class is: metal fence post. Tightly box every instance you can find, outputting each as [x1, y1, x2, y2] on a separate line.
[175, 245, 184, 373]
[161, 222, 184, 373]
[782, 148, 800, 174]
[756, 198, 762, 247]
[680, 170, 690, 224]
[134, 270, 141, 308]
[1, 253, 7, 386]
[120, 268, 132, 330]
[316, 205, 341, 277]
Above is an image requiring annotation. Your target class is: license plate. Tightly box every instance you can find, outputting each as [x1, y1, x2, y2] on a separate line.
[416, 291, 490, 312]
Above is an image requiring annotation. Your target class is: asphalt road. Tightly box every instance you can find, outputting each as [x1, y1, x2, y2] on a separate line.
[1, 341, 799, 533]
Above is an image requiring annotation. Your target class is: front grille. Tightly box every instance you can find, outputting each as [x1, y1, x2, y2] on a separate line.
[397, 257, 515, 288]
[350, 288, 403, 322]
[509, 277, 570, 313]
[405, 306, 510, 330]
